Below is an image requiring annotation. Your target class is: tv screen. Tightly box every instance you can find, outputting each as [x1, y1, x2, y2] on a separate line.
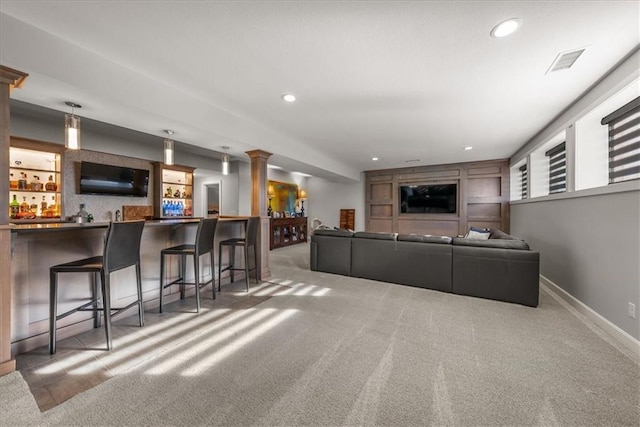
[400, 183, 457, 213]
[80, 161, 149, 197]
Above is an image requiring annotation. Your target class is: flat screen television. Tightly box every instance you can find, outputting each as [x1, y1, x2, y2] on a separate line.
[400, 183, 457, 213]
[80, 161, 149, 197]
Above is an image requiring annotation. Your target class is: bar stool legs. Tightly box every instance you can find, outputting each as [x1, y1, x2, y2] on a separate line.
[49, 266, 144, 354]
[48, 220, 146, 355]
[158, 218, 218, 314]
[49, 270, 58, 355]
[218, 217, 260, 293]
[102, 271, 112, 351]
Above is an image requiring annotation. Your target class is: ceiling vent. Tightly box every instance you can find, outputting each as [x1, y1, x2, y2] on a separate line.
[546, 48, 586, 74]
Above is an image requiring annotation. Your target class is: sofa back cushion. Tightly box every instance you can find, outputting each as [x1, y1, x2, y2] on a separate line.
[397, 234, 452, 244]
[313, 229, 354, 238]
[353, 231, 397, 240]
[452, 237, 530, 251]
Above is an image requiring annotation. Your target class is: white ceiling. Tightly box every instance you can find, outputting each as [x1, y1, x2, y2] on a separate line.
[1, 1, 638, 182]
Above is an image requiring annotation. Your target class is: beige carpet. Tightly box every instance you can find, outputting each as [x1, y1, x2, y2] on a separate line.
[1, 242, 639, 426]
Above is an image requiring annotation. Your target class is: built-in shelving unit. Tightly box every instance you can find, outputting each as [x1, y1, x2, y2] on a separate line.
[153, 162, 194, 218]
[9, 138, 63, 222]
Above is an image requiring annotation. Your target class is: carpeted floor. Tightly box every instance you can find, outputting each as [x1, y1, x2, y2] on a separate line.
[1, 242, 639, 426]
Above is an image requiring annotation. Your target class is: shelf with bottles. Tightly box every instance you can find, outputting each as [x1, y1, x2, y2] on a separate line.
[154, 162, 194, 218]
[10, 147, 60, 185]
[161, 199, 193, 217]
[9, 139, 64, 222]
[9, 193, 62, 221]
[162, 184, 192, 199]
[10, 170, 60, 193]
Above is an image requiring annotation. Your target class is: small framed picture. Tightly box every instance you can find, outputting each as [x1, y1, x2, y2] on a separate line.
[284, 211, 291, 218]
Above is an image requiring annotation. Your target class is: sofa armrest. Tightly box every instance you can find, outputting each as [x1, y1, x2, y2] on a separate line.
[310, 233, 352, 276]
[452, 245, 540, 307]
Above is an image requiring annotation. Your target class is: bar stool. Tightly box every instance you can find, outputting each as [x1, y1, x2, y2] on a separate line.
[49, 220, 146, 354]
[218, 216, 260, 292]
[159, 217, 218, 313]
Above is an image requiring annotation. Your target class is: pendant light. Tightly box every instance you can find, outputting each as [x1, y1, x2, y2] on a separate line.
[221, 146, 230, 175]
[64, 101, 82, 150]
[163, 130, 175, 165]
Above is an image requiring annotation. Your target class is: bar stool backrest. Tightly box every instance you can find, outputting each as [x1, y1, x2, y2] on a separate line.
[246, 216, 260, 246]
[103, 220, 146, 273]
[196, 217, 218, 255]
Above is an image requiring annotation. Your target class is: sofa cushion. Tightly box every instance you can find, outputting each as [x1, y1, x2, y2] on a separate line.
[397, 234, 452, 244]
[452, 237, 530, 250]
[313, 229, 354, 238]
[465, 229, 491, 240]
[353, 231, 397, 241]
[489, 228, 516, 240]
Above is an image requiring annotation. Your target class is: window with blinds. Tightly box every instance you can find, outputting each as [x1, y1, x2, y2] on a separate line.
[602, 97, 640, 184]
[545, 142, 566, 194]
[519, 164, 528, 199]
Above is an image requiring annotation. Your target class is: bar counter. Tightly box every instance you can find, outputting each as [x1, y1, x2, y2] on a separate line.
[10, 216, 251, 354]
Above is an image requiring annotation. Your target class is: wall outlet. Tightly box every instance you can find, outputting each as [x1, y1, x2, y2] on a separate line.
[628, 302, 636, 319]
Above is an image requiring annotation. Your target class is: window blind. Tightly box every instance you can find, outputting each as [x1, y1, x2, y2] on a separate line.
[602, 97, 640, 184]
[545, 142, 566, 194]
[519, 164, 528, 199]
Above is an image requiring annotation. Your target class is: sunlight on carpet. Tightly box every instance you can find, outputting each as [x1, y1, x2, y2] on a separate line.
[182, 308, 298, 376]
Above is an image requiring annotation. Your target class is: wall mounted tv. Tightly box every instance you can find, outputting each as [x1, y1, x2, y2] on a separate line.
[79, 161, 149, 197]
[400, 183, 457, 214]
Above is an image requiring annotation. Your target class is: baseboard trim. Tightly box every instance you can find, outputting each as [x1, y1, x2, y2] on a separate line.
[540, 275, 640, 359]
[0, 359, 16, 377]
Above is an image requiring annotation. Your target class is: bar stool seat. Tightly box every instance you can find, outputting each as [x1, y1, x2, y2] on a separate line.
[218, 216, 260, 292]
[159, 217, 218, 313]
[49, 220, 146, 354]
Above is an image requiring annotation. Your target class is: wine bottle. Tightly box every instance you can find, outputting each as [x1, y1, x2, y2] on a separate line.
[9, 195, 19, 218]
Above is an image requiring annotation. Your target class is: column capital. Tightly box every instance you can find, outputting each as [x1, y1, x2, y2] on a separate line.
[245, 149, 272, 161]
[0, 65, 28, 91]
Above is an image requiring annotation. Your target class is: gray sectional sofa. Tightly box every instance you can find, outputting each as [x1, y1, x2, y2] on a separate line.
[310, 229, 539, 307]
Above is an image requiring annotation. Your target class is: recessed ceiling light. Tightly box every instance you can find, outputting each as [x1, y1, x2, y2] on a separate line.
[372, 157, 379, 161]
[464, 146, 473, 151]
[490, 18, 522, 38]
[282, 94, 296, 102]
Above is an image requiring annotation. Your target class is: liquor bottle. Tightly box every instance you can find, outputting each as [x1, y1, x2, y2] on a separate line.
[77, 203, 89, 222]
[18, 172, 27, 190]
[20, 196, 30, 213]
[10, 173, 18, 189]
[9, 195, 19, 218]
[30, 197, 38, 214]
[45, 175, 57, 191]
[50, 196, 59, 217]
[41, 196, 47, 215]
[30, 175, 42, 191]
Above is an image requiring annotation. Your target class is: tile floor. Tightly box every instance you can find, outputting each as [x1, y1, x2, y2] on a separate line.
[16, 281, 277, 412]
